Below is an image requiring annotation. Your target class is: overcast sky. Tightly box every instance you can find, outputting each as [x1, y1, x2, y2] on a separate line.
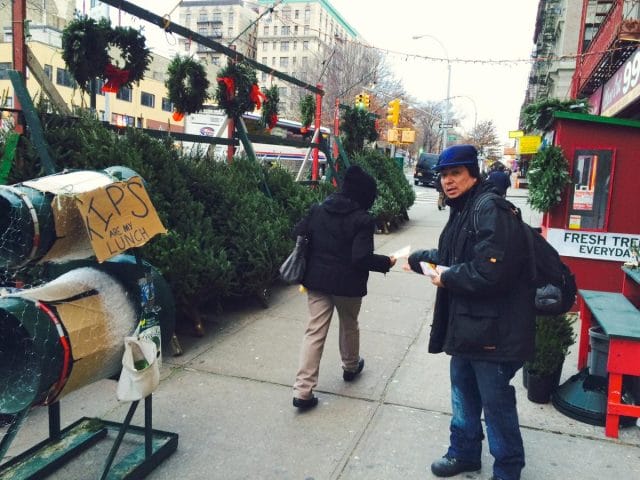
[329, 0, 541, 145]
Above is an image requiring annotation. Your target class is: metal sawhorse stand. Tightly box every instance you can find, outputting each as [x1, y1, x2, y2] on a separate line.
[0, 395, 178, 479]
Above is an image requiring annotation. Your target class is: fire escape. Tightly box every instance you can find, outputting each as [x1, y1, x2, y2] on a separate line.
[571, 0, 639, 98]
[529, 0, 561, 102]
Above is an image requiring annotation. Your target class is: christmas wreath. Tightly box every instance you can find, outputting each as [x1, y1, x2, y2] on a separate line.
[214, 61, 259, 119]
[260, 85, 280, 130]
[165, 56, 211, 121]
[299, 94, 315, 134]
[527, 145, 571, 212]
[103, 25, 152, 93]
[62, 17, 151, 94]
[61, 16, 111, 92]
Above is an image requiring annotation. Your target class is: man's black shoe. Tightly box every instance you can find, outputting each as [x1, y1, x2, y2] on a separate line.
[293, 395, 318, 409]
[430, 454, 481, 477]
[343, 358, 365, 381]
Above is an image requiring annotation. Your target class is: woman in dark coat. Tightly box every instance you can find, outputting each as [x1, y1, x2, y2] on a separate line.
[292, 166, 396, 409]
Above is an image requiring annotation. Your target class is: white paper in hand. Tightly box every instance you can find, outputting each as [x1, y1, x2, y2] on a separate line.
[419, 261, 449, 279]
[389, 245, 411, 259]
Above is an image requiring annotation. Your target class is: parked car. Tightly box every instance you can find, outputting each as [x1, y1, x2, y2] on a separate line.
[413, 153, 439, 187]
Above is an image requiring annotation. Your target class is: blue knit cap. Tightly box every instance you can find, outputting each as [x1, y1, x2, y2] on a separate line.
[435, 145, 479, 171]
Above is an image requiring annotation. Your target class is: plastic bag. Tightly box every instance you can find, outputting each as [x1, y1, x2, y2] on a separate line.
[116, 336, 160, 402]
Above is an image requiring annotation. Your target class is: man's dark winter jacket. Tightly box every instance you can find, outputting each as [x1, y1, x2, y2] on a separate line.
[294, 193, 391, 297]
[409, 181, 536, 362]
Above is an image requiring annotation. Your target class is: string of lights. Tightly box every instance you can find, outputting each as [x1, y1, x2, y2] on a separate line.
[270, 10, 637, 68]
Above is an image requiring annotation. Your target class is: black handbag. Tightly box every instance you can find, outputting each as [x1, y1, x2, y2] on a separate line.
[279, 235, 308, 284]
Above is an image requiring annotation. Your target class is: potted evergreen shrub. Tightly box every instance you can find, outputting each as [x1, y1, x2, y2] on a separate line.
[524, 314, 576, 403]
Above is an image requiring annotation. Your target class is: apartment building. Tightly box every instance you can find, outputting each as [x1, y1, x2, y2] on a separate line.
[1, 0, 360, 126]
[178, 0, 359, 117]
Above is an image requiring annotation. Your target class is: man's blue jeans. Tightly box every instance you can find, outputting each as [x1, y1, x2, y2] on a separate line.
[447, 356, 525, 480]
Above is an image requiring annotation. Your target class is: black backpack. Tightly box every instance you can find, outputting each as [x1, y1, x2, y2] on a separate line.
[473, 193, 577, 315]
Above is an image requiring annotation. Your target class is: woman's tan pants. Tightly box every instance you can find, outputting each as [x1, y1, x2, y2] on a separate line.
[293, 290, 362, 400]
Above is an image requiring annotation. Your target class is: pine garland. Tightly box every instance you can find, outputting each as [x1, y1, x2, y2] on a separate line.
[522, 98, 590, 133]
[165, 56, 211, 118]
[299, 94, 315, 132]
[61, 16, 111, 92]
[527, 145, 572, 212]
[214, 62, 259, 119]
[261, 85, 280, 130]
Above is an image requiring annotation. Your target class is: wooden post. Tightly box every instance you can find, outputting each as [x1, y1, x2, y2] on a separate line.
[11, 0, 27, 133]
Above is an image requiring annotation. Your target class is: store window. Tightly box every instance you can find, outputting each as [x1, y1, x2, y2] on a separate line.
[567, 149, 614, 231]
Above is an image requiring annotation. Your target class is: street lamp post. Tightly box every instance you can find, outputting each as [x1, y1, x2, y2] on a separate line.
[449, 95, 478, 131]
[411, 34, 451, 152]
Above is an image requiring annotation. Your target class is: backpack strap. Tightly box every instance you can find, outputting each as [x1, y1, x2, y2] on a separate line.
[471, 191, 536, 283]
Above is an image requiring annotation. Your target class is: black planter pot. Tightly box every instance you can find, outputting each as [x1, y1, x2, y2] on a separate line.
[527, 371, 557, 403]
[526, 361, 564, 404]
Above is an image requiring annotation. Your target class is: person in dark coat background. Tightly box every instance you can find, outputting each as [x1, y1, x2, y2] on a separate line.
[405, 145, 535, 480]
[486, 163, 511, 197]
[292, 165, 396, 410]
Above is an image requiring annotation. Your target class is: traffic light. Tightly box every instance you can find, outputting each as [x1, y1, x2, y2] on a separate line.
[387, 99, 401, 126]
[355, 94, 364, 108]
[362, 93, 370, 109]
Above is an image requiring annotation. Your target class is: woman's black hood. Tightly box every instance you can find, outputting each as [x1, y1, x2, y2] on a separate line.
[340, 165, 377, 210]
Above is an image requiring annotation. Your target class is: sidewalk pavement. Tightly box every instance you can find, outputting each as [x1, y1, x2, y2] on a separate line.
[2, 187, 640, 480]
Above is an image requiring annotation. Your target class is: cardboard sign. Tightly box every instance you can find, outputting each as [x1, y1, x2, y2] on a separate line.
[74, 176, 167, 262]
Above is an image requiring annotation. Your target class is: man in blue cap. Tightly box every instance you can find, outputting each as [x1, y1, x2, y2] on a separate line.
[406, 145, 536, 480]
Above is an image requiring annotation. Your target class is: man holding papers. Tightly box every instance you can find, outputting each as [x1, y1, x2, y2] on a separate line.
[405, 145, 535, 480]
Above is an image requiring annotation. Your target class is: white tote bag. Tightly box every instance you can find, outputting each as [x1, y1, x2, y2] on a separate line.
[116, 336, 160, 402]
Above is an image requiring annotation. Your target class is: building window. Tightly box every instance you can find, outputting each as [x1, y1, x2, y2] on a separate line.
[261, 72, 267, 81]
[212, 11, 221, 22]
[141, 91, 155, 108]
[282, 7, 291, 20]
[304, 8, 310, 22]
[272, 56, 276, 65]
[112, 113, 134, 127]
[264, 26, 269, 35]
[55, 67, 76, 88]
[292, 57, 297, 66]
[116, 87, 133, 102]
[303, 41, 309, 50]
[198, 11, 207, 22]
[96, 78, 105, 95]
[262, 41, 268, 51]
[303, 26, 310, 36]
[0, 62, 11, 79]
[137, 117, 144, 128]
[211, 56, 220, 66]
[43, 64, 52, 81]
[294, 26, 298, 36]
[228, 12, 234, 23]
[295, 9, 299, 19]
[198, 25, 207, 35]
[212, 25, 222, 38]
[273, 26, 278, 36]
[281, 41, 289, 51]
[279, 57, 289, 68]
[302, 56, 308, 66]
[281, 26, 290, 36]
[162, 97, 173, 112]
[228, 27, 233, 37]
[261, 56, 268, 65]
[293, 41, 298, 50]
[272, 41, 276, 49]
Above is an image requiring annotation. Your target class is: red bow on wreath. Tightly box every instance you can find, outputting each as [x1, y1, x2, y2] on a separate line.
[217, 76, 235, 99]
[268, 114, 278, 130]
[102, 63, 130, 93]
[250, 84, 267, 110]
